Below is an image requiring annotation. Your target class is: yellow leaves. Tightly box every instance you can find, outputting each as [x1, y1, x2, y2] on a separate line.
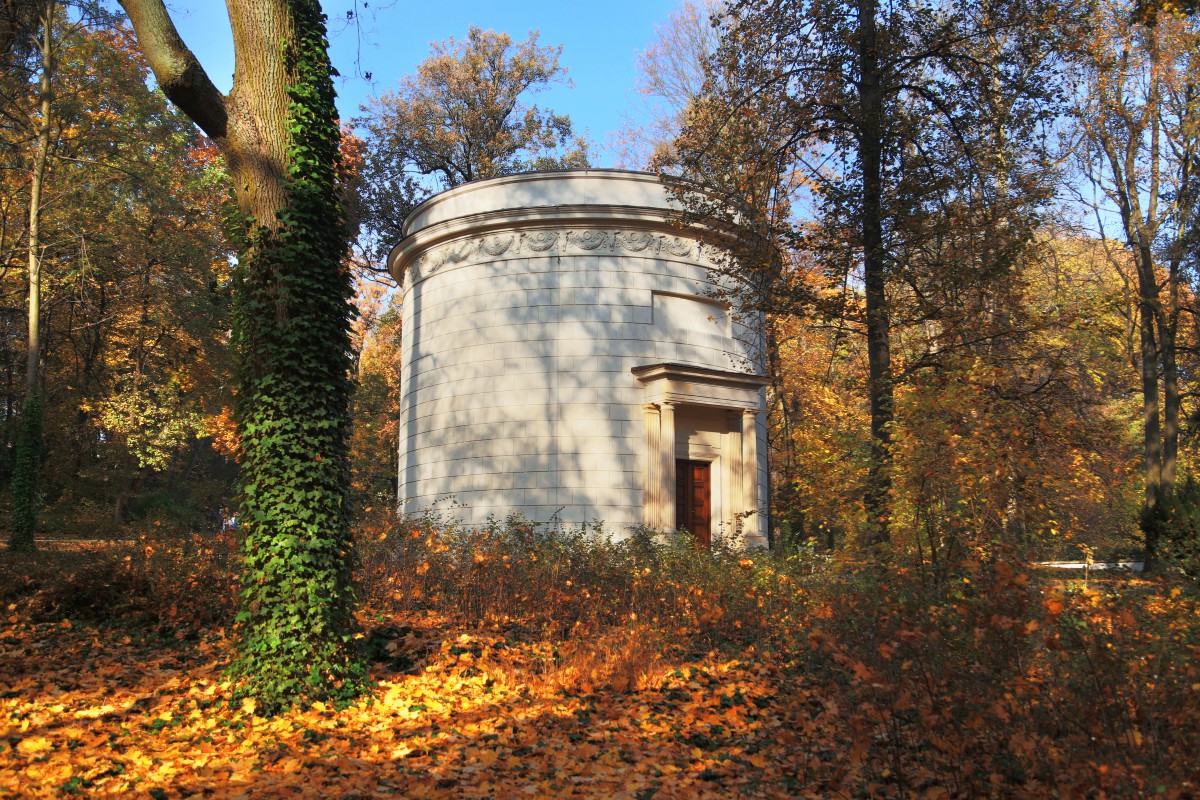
[278, 757, 304, 773]
[465, 746, 499, 768]
[16, 736, 52, 756]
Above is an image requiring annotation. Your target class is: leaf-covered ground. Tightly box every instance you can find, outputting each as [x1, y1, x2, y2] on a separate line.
[3, 533, 1199, 799]
[1, 611, 820, 799]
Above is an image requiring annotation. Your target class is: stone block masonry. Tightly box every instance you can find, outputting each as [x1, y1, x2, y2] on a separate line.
[389, 170, 768, 547]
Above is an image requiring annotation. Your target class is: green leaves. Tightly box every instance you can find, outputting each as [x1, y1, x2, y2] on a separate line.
[224, 0, 367, 714]
[9, 394, 43, 552]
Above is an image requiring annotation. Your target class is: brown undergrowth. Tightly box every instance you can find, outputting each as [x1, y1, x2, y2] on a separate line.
[0, 514, 1197, 797]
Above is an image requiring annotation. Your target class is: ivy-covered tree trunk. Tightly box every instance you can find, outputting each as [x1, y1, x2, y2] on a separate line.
[119, 0, 366, 711]
[9, 395, 42, 552]
[10, 0, 54, 552]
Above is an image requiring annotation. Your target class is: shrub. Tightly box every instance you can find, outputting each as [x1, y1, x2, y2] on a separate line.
[355, 510, 813, 652]
[1163, 476, 1200, 582]
[9, 526, 239, 628]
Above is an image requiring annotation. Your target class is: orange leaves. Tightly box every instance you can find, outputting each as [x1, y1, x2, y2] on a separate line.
[0, 597, 802, 799]
[5, 538, 1200, 798]
[15, 736, 52, 756]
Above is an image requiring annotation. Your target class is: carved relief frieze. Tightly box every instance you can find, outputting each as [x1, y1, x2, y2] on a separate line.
[613, 231, 656, 252]
[522, 230, 560, 252]
[479, 234, 515, 257]
[411, 228, 722, 278]
[565, 230, 610, 251]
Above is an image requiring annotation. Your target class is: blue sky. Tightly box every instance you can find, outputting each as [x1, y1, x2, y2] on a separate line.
[162, 0, 680, 163]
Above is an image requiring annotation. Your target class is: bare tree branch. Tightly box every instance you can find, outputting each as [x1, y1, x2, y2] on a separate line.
[117, 0, 227, 139]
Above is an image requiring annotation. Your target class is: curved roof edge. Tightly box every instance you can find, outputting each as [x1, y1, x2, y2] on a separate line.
[385, 170, 718, 278]
[402, 169, 673, 238]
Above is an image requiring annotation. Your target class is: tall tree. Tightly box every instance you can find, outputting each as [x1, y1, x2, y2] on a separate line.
[1, 7, 234, 533]
[7, 0, 54, 551]
[1074, 1, 1199, 570]
[355, 27, 589, 264]
[669, 0, 1068, 546]
[118, 0, 367, 711]
[616, 0, 722, 168]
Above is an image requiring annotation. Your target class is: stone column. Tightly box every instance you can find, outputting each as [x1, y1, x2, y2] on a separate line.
[742, 409, 759, 537]
[643, 404, 661, 528]
[728, 411, 744, 522]
[661, 401, 676, 531]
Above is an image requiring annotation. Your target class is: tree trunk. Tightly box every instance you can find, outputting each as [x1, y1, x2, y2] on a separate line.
[1136, 269, 1163, 567]
[858, 0, 893, 546]
[9, 0, 53, 553]
[1133, 28, 1167, 573]
[1081, 14, 1191, 575]
[119, 0, 366, 712]
[113, 464, 140, 526]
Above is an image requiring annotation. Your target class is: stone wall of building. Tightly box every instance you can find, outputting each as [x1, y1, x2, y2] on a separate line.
[389, 170, 768, 545]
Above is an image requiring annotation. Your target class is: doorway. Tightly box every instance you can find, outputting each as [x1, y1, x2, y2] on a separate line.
[676, 459, 711, 546]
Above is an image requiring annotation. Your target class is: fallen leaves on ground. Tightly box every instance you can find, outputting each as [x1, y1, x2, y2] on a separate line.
[4, 542, 1200, 799]
[0, 610, 821, 799]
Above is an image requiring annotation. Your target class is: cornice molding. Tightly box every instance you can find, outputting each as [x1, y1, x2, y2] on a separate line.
[632, 362, 768, 390]
[393, 217, 728, 288]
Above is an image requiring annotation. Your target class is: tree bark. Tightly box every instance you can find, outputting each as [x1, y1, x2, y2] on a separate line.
[9, 0, 53, 553]
[1082, 15, 1195, 573]
[858, 0, 892, 546]
[25, 0, 51, 402]
[118, 0, 366, 711]
[119, 0, 289, 228]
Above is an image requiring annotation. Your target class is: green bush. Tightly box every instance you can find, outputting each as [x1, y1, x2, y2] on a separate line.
[1163, 475, 1200, 581]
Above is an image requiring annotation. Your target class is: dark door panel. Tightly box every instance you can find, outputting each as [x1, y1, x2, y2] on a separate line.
[676, 459, 711, 546]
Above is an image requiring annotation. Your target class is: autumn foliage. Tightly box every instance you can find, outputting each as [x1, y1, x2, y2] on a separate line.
[2, 514, 1198, 798]
[2, 1, 1200, 795]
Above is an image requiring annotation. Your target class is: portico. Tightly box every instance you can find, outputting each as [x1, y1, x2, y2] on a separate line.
[634, 363, 767, 546]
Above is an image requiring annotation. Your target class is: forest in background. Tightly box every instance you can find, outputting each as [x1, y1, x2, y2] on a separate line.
[3, 0, 1196, 570]
[1, 1, 1200, 797]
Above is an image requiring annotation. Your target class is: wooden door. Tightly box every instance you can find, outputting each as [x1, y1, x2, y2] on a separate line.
[675, 460, 712, 546]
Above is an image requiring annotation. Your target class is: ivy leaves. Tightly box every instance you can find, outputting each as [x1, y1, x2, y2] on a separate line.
[225, 0, 367, 714]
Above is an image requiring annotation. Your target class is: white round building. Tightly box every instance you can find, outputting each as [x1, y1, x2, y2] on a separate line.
[388, 170, 768, 547]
